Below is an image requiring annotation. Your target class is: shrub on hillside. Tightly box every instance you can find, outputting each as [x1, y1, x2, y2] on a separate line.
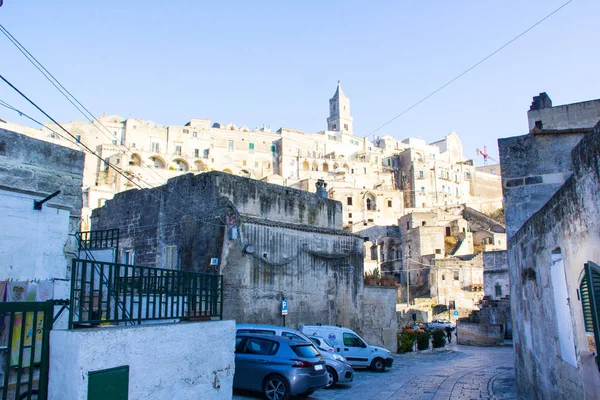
[432, 329, 446, 348]
[415, 330, 431, 351]
[398, 330, 416, 353]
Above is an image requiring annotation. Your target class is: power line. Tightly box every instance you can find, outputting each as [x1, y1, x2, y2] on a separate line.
[363, 0, 574, 139]
[0, 74, 147, 191]
[0, 99, 79, 146]
[0, 23, 167, 187]
[0, 98, 163, 190]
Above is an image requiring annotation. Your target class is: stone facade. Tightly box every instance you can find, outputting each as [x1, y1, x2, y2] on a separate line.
[501, 99, 600, 399]
[528, 92, 600, 132]
[499, 93, 600, 238]
[92, 172, 397, 349]
[483, 250, 509, 300]
[457, 320, 504, 347]
[0, 128, 84, 280]
[0, 85, 502, 237]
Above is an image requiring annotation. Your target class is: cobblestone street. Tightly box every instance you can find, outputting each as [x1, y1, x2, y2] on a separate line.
[233, 344, 518, 400]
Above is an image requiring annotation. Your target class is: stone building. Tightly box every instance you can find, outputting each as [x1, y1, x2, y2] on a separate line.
[482, 250, 509, 301]
[500, 93, 600, 238]
[393, 133, 503, 213]
[499, 94, 600, 399]
[0, 84, 502, 236]
[91, 171, 398, 350]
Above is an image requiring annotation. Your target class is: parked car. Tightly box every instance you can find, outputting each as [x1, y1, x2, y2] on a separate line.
[236, 324, 354, 388]
[308, 335, 335, 353]
[299, 324, 393, 372]
[426, 319, 456, 330]
[234, 334, 327, 399]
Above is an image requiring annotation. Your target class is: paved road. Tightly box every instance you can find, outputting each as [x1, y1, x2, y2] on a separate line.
[233, 343, 519, 400]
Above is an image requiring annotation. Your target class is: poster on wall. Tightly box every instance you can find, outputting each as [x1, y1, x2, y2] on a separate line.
[10, 312, 45, 367]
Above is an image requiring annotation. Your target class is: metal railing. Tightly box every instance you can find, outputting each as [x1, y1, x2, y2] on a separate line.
[69, 259, 223, 328]
[76, 230, 120, 252]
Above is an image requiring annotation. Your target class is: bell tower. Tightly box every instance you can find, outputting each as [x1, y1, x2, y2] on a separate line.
[327, 82, 353, 135]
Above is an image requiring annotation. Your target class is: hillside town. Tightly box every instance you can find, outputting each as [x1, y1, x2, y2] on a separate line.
[1, 2, 599, 400]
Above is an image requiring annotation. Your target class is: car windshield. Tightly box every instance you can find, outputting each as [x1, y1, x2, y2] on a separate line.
[237, 329, 276, 335]
[291, 344, 320, 358]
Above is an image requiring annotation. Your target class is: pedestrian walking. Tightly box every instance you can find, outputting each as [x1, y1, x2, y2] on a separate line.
[445, 326, 453, 343]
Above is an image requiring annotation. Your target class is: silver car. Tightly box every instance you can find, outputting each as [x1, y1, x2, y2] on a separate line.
[234, 334, 327, 399]
[237, 324, 355, 388]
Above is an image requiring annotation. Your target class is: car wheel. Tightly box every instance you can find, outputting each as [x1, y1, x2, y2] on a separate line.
[325, 366, 338, 388]
[264, 374, 290, 400]
[370, 357, 386, 372]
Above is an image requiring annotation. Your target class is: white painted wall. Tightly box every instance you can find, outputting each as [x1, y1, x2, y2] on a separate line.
[49, 320, 235, 400]
[0, 189, 70, 280]
[551, 254, 577, 367]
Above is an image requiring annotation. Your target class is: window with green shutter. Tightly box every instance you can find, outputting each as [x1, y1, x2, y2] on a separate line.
[249, 142, 255, 153]
[580, 261, 600, 366]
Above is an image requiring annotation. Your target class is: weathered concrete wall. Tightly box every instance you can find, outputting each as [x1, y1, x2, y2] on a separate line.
[49, 320, 235, 400]
[528, 96, 600, 132]
[507, 125, 600, 400]
[92, 172, 344, 270]
[478, 296, 512, 339]
[498, 131, 586, 238]
[359, 286, 398, 352]
[483, 251, 509, 300]
[224, 219, 364, 330]
[93, 171, 371, 333]
[457, 320, 503, 346]
[0, 129, 84, 280]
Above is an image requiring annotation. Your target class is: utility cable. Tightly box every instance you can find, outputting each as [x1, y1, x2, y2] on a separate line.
[0, 73, 147, 190]
[0, 99, 79, 146]
[0, 23, 167, 186]
[363, 0, 574, 139]
[0, 98, 162, 190]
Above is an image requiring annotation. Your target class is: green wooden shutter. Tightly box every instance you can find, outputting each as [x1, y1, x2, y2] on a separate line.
[581, 262, 600, 365]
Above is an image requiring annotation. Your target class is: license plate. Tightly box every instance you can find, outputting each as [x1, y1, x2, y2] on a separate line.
[314, 364, 323, 371]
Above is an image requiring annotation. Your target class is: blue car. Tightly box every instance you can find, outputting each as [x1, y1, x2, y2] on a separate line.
[234, 334, 328, 400]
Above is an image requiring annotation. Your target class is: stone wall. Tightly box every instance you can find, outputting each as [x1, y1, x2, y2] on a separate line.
[0, 128, 84, 280]
[498, 131, 586, 238]
[224, 219, 364, 330]
[92, 172, 379, 335]
[359, 286, 398, 352]
[506, 125, 600, 399]
[457, 320, 503, 346]
[49, 320, 235, 400]
[527, 96, 600, 132]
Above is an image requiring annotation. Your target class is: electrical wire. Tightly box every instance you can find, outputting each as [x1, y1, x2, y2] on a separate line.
[0, 99, 79, 146]
[0, 23, 167, 187]
[0, 74, 149, 192]
[363, 0, 574, 139]
[0, 97, 162, 190]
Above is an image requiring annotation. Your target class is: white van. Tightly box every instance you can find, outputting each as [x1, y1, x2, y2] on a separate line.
[299, 325, 393, 372]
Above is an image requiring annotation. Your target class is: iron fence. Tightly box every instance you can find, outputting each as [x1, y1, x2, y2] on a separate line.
[76, 229, 120, 251]
[69, 259, 223, 328]
[0, 301, 54, 400]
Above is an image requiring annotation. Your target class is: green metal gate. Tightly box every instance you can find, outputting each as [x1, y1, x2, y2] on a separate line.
[0, 301, 54, 400]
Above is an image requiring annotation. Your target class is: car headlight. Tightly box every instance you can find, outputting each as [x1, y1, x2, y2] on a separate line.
[332, 353, 347, 362]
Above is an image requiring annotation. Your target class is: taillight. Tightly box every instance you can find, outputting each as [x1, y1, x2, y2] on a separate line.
[291, 359, 313, 368]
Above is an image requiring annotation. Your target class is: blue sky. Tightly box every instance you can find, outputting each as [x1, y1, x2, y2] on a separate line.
[1, 0, 598, 164]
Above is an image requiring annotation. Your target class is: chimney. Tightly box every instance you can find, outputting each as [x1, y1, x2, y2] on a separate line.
[315, 179, 328, 199]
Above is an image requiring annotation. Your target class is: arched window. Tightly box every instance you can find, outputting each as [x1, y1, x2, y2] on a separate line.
[366, 195, 376, 211]
[302, 161, 310, 171]
[323, 163, 329, 172]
